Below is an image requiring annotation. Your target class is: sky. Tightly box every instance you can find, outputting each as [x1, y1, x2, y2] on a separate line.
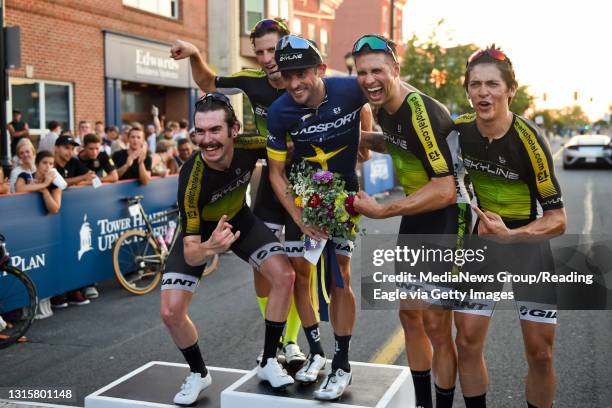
[402, 0, 611, 120]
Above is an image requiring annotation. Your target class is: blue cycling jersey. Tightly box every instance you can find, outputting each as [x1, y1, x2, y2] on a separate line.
[266, 77, 368, 190]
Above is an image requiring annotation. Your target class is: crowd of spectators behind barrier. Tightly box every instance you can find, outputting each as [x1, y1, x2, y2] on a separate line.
[1, 107, 196, 325]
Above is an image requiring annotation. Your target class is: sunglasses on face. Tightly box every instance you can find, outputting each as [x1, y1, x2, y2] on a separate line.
[466, 49, 511, 67]
[352, 35, 397, 62]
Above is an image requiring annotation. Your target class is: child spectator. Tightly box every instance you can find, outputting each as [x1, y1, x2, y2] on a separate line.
[152, 140, 178, 177]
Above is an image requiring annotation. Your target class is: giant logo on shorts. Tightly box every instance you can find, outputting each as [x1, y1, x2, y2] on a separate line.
[519, 305, 557, 320]
[256, 245, 284, 260]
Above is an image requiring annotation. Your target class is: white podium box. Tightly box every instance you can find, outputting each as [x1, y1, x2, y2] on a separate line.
[221, 361, 415, 408]
[85, 361, 248, 408]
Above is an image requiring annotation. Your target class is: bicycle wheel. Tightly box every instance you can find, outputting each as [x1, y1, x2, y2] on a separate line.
[202, 254, 220, 277]
[113, 230, 163, 295]
[0, 265, 37, 349]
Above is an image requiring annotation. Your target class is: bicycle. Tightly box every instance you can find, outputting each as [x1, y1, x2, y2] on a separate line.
[0, 233, 37, 349]
[112, 196, 219, 295]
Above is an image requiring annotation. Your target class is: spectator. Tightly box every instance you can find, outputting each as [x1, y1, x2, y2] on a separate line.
[9, 138, 37, 193]
[0, 167, 9, 195]
[38, 121, 63, 153]
[78, 133, 119, 183]
[54, 135, 96, 186]
[111, 125, 130, 155]
[105, 125, 120, 154]
[173, 119, 189, 141]
[94, 121, 105, 139]
[175, 137, 194, 169]
[152, 140, 178, 177]
[112, 124, 152, 185]
[15, 151, 62, 213]
[7, 110, 30, 157]
[146, 124, 158, 153]
[76, 120, 92, 146]
[60, 129, 73, 137]
[161, 126, 175, 142]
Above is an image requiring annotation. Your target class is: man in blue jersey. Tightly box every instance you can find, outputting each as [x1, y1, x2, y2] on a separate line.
[267, 35, 368, 400]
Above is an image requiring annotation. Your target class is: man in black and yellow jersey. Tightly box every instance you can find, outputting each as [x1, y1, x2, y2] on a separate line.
[160, 93, 296, 405]
[352, 35, 470, 408]
[170, 19, 308, 366]
[451, 46, 566, 408]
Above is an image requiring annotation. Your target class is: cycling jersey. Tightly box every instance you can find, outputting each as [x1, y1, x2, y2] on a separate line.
[455, 113, 563, 226]
[267, 76, 368, 191]
[454, 113, 563, 323]
[216, 69, 287, 227]
[216, 69, 285, 138]
[164, 138, 284, 292]
[377, 91, 469, 201]
[178, 139, 266, 231]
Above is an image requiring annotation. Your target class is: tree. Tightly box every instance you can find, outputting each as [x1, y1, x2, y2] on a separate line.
[400, 20, 534, 116]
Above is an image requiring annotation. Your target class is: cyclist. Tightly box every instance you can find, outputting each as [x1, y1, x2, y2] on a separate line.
[170, 19, 307, 365]
[267, 35, 370, 400]
[352, 34, 469, 408]
[160, 93, 296, 405]
[454, 46, 566, 408]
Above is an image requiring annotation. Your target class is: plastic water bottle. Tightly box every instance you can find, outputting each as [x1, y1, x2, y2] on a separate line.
[164, 222, 176, 245]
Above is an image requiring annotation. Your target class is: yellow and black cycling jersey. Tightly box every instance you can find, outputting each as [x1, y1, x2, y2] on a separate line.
[376, 91, 456, 195]
[216, 69, 285, 138]
[455, 113, 564, 227]
[177, 139, 266, 236]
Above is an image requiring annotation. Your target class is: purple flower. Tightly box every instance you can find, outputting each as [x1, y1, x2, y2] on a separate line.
[312, 170, 334, 183]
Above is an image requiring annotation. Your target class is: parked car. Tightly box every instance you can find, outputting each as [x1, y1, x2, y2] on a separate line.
[562, 134, 612, 169]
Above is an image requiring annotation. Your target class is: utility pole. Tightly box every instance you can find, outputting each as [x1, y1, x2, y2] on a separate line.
[0, 0, 9, 173]
[389, 0, 395, 41]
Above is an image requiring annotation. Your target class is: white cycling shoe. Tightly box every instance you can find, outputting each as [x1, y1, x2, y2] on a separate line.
[173, 371, 211, 406]
[283, 343, 307, 368]
[295, 354, 326, 383]
[257, 358, 295, 389]
[314, 368, 352, 401]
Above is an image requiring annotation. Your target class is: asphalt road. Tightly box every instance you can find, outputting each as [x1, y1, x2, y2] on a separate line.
[1, 138, 611, 407]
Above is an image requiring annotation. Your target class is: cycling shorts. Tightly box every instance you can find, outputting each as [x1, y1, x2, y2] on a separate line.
[162, 206, 285, 292]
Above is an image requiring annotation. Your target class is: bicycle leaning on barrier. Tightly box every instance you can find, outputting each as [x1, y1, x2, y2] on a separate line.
[112, 195, 219, 295]
[0, 233, 37, 349]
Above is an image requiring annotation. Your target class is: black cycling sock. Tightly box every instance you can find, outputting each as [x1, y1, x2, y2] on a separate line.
[435, 384, 455, 408]
[331, 334, 351, 372]
[411, 369, 432, 408]
[464, 393, 486, 408]
[261, 319, 285, 367]
[527, 402, 540, 408]
[303, 323, 325, 356]
[180, 342, 208, 377]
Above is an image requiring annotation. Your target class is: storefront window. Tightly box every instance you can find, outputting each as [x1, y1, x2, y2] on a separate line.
[9, 80, 73, 133]
[123, 0, 179, 19]
[11, 82, 40, 129]
[245, 0, 264, 34]
[45, 84, 70, 130]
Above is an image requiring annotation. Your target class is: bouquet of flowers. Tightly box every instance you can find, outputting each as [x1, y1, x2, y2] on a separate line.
[288, 161, 362, 241]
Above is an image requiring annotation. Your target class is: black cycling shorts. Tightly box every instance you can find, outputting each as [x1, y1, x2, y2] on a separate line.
[252, 164, 287, 236]
[162, 206, 284, 292]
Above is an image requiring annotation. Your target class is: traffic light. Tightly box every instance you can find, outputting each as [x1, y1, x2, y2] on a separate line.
[573, 91, 578, 101]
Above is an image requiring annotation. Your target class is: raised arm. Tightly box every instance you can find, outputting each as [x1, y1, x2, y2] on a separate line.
[170, 40, 217, 92]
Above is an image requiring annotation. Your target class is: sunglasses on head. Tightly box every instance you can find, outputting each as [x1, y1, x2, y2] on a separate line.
[352, 35, 397, 62]
[196, 92, 236, 116]
[277, 36, 323, 58]
[466, 48, 511, 67]
[251, 19, 288, 34]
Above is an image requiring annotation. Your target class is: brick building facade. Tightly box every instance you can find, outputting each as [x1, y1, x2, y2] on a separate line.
[5, 0, 207, 135]
[328, 0, 406, 73]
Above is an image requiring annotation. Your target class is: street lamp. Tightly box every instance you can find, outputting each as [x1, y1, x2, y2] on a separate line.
[344, 52, 355, 76]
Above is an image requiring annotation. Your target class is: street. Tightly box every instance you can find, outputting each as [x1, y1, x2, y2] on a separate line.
[1, 138, 611, 407]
